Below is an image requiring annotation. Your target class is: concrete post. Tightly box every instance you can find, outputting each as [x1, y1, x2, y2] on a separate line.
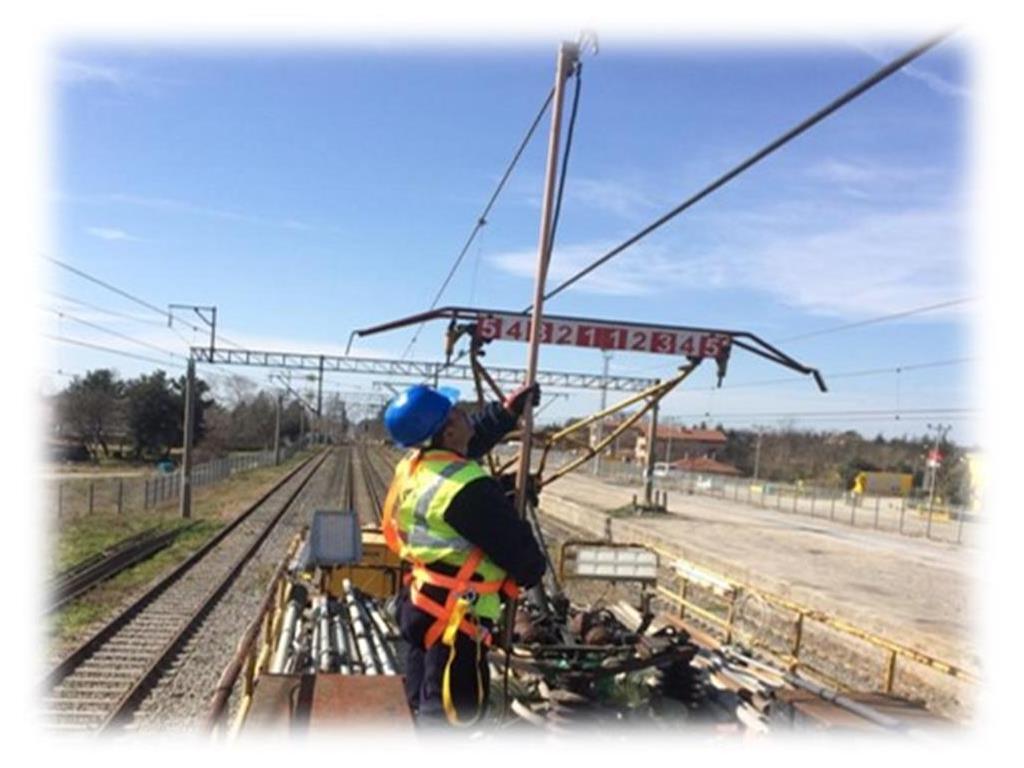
[274, 394, 282, 466]
[643, 394, 659, 508]
[316, 355, 325, 443]
[179, 357, 196, 519]
[594, 350, 611, 476]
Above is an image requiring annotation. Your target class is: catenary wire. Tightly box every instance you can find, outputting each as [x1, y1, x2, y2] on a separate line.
[46, 334, 187, 369]
[45, 308, 189, 360]
[545, 60, 583, 256]
[714, 356, 974, 390]
[401, 85, 557, 359]
[47, 289, 214, 352]
[776, 297, 974, 343]
[529, 30, 955, 310]
[48, 291, 173, 328]
[46, 256, 248, 350]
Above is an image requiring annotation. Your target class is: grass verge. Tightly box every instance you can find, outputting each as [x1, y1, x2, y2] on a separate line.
[47, 449, 317, 650]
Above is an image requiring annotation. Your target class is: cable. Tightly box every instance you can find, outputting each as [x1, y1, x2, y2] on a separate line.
[717, 356, 973, 390]
[46, 334, 187, 369]
[48, 291, 170, 328]
[665, 407, 971, 420]
[546, 61, 583, 256]
[46, 256, 247, 351]
[532, 30, 955, 309]
[45, 308, 188, 360]
[401, 85, 557, 359]
[776, 298, 974, 343]
[47, 256, 169, 317]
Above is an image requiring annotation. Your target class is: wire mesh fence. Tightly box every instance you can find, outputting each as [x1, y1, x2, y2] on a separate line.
[48, 438, 311, 520]
[538, 449, 979, 547]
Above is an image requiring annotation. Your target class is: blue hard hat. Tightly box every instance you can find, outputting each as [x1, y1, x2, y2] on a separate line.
[384, 385, 460, 447]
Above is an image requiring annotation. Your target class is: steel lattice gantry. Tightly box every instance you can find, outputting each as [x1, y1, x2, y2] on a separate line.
[190, 348, 658, 393]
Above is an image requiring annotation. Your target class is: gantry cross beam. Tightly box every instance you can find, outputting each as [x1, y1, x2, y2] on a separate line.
[190, 348, 657, 393]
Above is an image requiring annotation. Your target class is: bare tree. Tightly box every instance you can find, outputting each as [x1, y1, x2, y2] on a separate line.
[56, 369, 125, 458]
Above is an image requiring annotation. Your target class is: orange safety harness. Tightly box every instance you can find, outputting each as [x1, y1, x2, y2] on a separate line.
[381, 450, 520, 649]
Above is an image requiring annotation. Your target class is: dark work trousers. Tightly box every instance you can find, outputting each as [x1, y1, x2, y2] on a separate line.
[397, 585, 492, 726]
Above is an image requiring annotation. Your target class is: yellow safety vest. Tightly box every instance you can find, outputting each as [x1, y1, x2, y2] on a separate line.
[383, 449, 516, 628]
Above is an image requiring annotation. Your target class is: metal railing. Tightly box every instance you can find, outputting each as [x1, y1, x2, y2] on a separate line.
[48, 438, 312, 519]
[579, 456, 978, 547]
[647, 549, 977, 701]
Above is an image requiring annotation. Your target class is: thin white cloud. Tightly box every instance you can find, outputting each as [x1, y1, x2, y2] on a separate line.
[86, 226, 141, 242]
[489, 242, 678, 297]
[488, 204, 968, 320]
[806, 158, 941, 187]
[97, 193, 315, 232]
[854, 44, 969, 99]
[56, 59, 129, 87]
[568, 177, 662, 220]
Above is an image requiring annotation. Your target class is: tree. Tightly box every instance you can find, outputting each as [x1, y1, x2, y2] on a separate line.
[57, 369, 124, 458]
[123, 370, 211, 459]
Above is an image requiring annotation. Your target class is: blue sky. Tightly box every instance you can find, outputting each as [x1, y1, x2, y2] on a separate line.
[44, 39, 974, 443]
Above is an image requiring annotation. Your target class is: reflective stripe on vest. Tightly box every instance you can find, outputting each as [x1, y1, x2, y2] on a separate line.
[408, 461, 473, 551]
[388, 449, 509, 621]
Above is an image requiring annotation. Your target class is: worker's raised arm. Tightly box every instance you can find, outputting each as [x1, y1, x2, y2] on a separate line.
[465, 383, 541, 459]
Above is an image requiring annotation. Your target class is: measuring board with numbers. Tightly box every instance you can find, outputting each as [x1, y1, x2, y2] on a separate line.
[473, 311, 732, 358]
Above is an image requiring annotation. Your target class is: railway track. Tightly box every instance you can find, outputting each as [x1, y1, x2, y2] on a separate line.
[43, 449, 332, 734]
[350, 441, 390, 523]
[49, 524, 197, 613]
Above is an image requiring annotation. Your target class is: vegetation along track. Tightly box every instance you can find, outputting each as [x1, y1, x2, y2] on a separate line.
[43, 449, 332, 734]
[49, 525, 197, 613]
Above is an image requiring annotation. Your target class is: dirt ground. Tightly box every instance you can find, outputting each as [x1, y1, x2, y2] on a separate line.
[540, 473, 979, 673]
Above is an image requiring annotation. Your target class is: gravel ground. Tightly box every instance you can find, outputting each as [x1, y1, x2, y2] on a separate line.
[542, 473, 977, 667]
[129, 448, 346, 733]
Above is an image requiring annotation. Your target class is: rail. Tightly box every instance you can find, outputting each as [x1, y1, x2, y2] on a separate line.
[44, 449, 331, 732]
[48, 524, 197, 612]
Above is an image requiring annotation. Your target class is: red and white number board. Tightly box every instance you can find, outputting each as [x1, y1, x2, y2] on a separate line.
[474, 313, 732, 358]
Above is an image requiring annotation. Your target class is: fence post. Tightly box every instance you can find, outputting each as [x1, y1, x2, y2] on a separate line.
[957, 510, 966, 545]
[792, 489, 798, 513]
[850, 497, 856, 526]
[873, 496, 881, 529]
[88, 481, 95, 515]
[899, 498, 906, 535]
[145, 478, 151, 509]
[884, 650, 898, 694]
[926, 508, 934, 540]
[58, 482, 64, 517]
[830, 493, 836, 521]
[117, 478, 124, 514]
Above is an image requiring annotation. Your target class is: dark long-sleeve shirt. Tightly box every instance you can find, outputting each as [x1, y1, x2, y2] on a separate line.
[431, 401, 546, 588]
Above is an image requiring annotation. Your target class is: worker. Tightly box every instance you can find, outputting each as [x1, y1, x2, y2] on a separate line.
[381, 383, 546, 726]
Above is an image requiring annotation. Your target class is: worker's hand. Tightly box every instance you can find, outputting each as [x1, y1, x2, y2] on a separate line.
[497, 473, 541, 506]
[503, 382, 541, 418]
